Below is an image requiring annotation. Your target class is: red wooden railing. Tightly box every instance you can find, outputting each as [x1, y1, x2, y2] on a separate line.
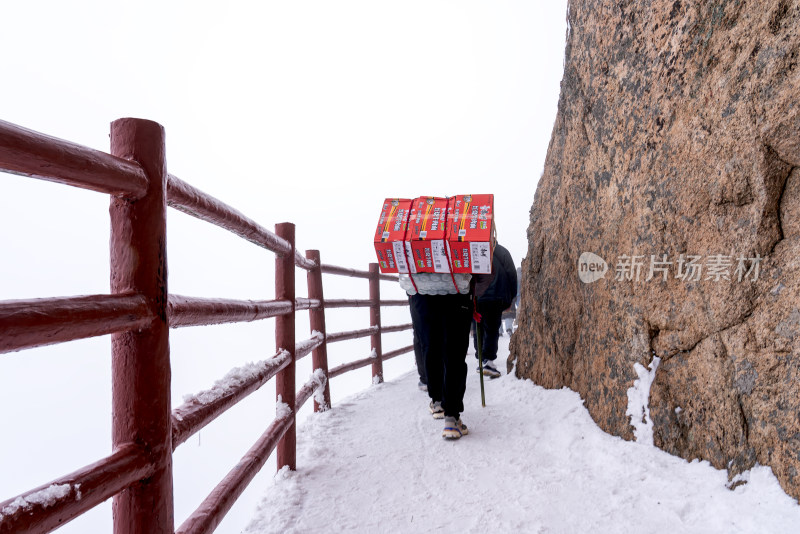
[0, 118, 413, 534]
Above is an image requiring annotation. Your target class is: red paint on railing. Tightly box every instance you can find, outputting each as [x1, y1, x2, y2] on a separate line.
[166, 174, 291, 256]
[109, 118, 174, 534]
[0, 443, 152, 534]
[380, 323, 414, 335]
[370, 264, 384, 383]
[0, 119, 148, 199]
[295, 332, 325, 361]
[326, 326, 379, 344]
[383, 344, 415, 361]
[306, 250, 331, 411]
[167, 295, 292, 328]
[324, 298, 408, 308]
[320, 263, 398, 282]
[0, 293, 152, 354]
[295, 297, 322, 311]
[274, 223, 297, 472]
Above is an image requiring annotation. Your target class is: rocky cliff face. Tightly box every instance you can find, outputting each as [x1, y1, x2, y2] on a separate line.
[510, 0, 800, 500]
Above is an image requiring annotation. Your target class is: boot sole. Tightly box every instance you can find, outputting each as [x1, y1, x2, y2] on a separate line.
[442, 427, 468, 439]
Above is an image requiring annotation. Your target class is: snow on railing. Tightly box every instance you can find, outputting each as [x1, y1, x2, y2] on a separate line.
[0, 484, 77, 519]
[295, 330, 325, 360]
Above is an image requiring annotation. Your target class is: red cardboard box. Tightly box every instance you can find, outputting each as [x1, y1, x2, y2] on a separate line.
[448, 194, 494, 274]
[408, 196, 453, 273]
[374, 198, 415, 274]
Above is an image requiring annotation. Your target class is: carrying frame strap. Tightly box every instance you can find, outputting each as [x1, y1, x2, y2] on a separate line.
[400, 205, 418, 294]
[440, 196, 461, 294]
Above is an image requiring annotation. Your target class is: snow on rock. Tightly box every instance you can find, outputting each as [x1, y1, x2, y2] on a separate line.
[1, 484, 74, 518]
[626, 355, 661, 445]
[183, 350, 291, 405]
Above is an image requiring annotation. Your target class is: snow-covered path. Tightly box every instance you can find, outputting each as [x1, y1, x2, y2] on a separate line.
[245, 338, 800, 533]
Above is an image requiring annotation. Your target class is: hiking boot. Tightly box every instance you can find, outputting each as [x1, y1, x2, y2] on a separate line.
[442, 416, 469, 439]
[478, 359, 501, 379]
[429, 400, 444, 419]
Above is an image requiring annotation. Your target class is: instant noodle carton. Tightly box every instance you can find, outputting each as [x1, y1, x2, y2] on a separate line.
[447, 194, 494, 274]
[408, 196, 453, 273]
[373, 198, 415, 274]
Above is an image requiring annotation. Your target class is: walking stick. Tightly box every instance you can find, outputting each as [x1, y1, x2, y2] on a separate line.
[474, 298, 486, 407]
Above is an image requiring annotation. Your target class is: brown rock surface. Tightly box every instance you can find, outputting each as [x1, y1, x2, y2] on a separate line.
[510, 0, 800, 500]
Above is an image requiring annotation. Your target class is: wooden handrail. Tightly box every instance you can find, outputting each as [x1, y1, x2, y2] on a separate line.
[171, 350, 292, 448]
[320, 263, 371, 279]
[320, 263, 399, 282]
[326, 326, 379, 344]
[295, 298, 322, 311]
[381, 323, 413, 335]
[166, 174, 292, 256]
[0, 117, 414, 534]
[328, 352, 378, 379]
[167, 295, 292, 328]
[383, 344, 414, 361]
[0, 119, 148, 200]
[296, 332, 325, 360]
[381, 299, 411, 307]
[325, 298, 408, 308]
[0, 293, 152, 354]
[295, 370, 326, 412]
[175, 414, 294, 534]
[323, 298, 372, 308]
[294, 250, 317, 271]
[0, 442, 153, 534]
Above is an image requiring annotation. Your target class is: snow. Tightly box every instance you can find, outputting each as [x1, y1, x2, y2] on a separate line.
[182, 350, 291, 405]
[310, 369, 328, 411]
[626, 355, 661, 445]
[296, 331, 325, 357]
[275, 396, 292, 420]
[1, 484, 74, 518]
[244, 338, 800, 533]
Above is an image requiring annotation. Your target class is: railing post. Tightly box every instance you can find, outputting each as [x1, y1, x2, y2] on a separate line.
[275, 223, 296, 471]
[369, 263, 384, 384]
[109, 118, 173, 534]
[306, 250, 331, 411]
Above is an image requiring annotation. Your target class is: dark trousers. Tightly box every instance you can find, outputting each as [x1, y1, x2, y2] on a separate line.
[472, 300, 505, 361]
[409, 293, 472, 418]
[411, 302, 426, 384]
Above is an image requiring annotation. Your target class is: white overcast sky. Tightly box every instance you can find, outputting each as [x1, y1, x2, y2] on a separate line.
[1, 1, 568, 532]
[1, 0, 567, 277]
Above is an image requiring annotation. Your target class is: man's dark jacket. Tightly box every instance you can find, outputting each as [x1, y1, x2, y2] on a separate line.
[475, 243, 517, 307]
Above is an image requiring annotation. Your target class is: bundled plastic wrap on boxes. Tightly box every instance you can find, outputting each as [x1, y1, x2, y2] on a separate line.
[399, 273, 472, 296]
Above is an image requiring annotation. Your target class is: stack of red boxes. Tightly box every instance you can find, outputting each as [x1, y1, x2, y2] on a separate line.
[373, 194, 494, 275]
